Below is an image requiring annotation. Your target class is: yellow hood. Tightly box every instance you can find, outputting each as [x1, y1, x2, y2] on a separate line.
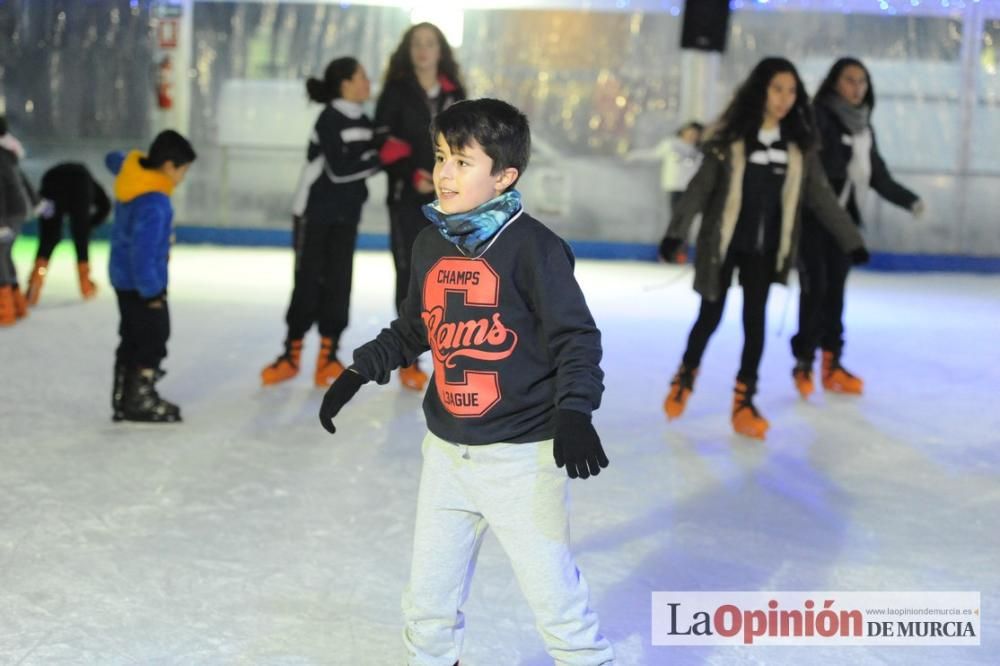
[114, 150, 174, 202]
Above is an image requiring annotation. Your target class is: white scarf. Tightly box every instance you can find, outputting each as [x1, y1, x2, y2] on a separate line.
[839, 128, 872, 209]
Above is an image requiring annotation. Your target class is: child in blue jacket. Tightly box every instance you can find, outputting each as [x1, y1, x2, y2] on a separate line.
[106, 130, 196, 423]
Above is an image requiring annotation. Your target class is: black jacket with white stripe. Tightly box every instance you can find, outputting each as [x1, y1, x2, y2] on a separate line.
[292, 99, 381, 225]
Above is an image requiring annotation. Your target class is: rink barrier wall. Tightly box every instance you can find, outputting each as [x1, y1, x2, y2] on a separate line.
[19, 222, 1000, 273]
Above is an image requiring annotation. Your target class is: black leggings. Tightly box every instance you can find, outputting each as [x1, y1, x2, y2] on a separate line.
[682, 251, 774, 386]
[37, 212, 91, 261]
[36, 176, 111, 262]
[284, 215, 358, 343]
[790, 221, 851, 361]
[116, 290, 170, 370]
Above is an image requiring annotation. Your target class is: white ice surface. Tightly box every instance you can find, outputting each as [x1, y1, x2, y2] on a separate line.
[1, 244, 998, 665]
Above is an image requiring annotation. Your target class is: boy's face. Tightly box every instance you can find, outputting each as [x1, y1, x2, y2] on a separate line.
[433, 133, 517, 215]
[163, 161, 190, 186]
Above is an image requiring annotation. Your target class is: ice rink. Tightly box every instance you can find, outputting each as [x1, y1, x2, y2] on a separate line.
[1, 240, 997, 665]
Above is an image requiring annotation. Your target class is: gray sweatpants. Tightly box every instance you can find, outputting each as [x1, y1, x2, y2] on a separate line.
[402, 432, 614, 666]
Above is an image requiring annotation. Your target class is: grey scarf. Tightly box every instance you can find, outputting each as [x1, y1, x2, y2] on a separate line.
[822, 93, 871, 135]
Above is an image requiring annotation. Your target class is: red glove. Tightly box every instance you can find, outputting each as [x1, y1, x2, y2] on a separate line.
[412, 168, 434, 192]
[379, 136, 412, 165]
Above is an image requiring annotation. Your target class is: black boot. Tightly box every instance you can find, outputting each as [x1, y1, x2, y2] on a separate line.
[121, 368, 182, 423]
[112, 362, 127, 422]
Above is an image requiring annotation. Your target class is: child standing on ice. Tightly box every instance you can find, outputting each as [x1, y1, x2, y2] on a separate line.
[319, 99, 615, 664]
[260, 57, 382, 389]
[106, 130, 196, 423]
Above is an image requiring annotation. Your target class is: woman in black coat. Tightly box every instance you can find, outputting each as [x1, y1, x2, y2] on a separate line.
[375, 22, 465, 391]
[790, 58, 922, 399]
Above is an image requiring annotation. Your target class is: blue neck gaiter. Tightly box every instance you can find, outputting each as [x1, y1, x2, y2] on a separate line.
[422, 190, 522, 256]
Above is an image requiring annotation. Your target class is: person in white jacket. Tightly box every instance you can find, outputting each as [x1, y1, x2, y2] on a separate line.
[628, 120, 704, 219]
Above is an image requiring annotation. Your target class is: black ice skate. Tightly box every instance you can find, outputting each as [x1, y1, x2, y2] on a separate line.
[112, 362, 127, 422]
[121, 368, 182, 423]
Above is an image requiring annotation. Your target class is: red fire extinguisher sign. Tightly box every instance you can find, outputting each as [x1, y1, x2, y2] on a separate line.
[157, 55, 174, 110]
[158, 19, 178, 49]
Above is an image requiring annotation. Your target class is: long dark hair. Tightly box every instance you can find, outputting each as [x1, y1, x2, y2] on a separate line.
[306, 57, 360, 104]
[383, 22, 464, 91]
[815, 57, 875, 110]
[712, 57, 817, 151]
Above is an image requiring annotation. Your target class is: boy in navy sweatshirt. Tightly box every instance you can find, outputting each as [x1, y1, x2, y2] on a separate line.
[319, 99, 614, 665]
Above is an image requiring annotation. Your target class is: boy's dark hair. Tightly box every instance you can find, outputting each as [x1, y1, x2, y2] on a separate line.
[306, 57, 360, 104]
[431, 98, 530, 188]
[141, 130, 197, 169]
[0, 116, 7, 136]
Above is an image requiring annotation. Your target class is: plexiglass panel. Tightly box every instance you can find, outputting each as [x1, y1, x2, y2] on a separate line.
[0, 1, 997, 255]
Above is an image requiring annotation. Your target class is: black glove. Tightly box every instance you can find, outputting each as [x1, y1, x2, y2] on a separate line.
[658, 236, 684, 263]
[849, 247, 870, 265]
[319, 369, 366, 434]
[553, 409, 609, 480]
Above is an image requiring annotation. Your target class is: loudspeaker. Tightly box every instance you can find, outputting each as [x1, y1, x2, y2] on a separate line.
[680, 0, 731, 53]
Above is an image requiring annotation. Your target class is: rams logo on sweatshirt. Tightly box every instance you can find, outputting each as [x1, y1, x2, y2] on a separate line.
[422, 257, 518, 418]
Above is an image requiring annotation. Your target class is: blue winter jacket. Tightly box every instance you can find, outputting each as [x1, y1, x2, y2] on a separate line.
[106, 151, 175, 298]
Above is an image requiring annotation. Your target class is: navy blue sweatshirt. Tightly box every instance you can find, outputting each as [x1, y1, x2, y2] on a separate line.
[352, 210, 604, 445]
